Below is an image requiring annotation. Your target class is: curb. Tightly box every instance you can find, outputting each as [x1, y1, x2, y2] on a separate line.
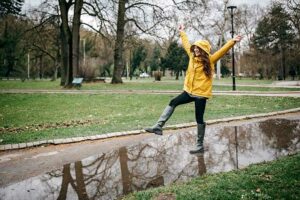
[1, 108, 300, 151]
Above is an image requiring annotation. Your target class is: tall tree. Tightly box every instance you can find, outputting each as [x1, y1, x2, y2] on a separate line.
[112, 0, 166, 83]
[130, 44, 147, 79]
[150, 45, 161, 72]
[284, 0, 300, 78]
[0, 0, 24, 77]
[58, 0, 83, 87]
[0, 16, 31, 78]
[112, 0, 126, 83]
[84, 0, 166, 84]
[162, 41, 188, 80]
[27, 2, 61, 80]
[253, 3, 295, 80]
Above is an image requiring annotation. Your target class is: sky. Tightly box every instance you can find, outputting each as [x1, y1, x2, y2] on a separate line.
[24, 0, 273, 10]
[231, 0, 271, 6]
[23, 0, 273, 42]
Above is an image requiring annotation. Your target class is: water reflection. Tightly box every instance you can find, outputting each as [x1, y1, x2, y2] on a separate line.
[0, 118, 299, 200]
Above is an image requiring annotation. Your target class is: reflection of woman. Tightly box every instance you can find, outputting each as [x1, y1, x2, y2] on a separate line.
[145, 25, 242, 154]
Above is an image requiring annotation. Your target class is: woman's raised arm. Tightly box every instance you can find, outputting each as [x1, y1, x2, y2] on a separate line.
[179, 25, 192, 55]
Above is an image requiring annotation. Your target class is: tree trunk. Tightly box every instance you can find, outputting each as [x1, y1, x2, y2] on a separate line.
[39, 55, 43, 79]
[175, 70, 179, 80]
[72, 0, 83, 78]
[58, 0, 83, 87]
[111, 0, 126, 84]
[3, 20, 15, 78]
[58, 0, 72, 86]
[281, 46, 286, 80]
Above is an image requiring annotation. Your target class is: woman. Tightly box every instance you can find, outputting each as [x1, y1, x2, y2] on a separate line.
[145, 25, 242, 154]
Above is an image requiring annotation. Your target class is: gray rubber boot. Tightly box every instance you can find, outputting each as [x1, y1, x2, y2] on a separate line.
[145, 105, 175, 135]
[189, 123, 206, 154]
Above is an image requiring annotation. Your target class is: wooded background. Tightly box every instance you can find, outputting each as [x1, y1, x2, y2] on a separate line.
[0, 0, 299, 86]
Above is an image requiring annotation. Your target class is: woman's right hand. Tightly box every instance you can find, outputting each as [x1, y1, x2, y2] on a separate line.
[179, 24, 184, 31]
[233, 35, 243, 42]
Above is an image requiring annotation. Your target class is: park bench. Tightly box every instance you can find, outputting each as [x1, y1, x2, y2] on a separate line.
[72, 77, 83, 89]
[93, 77, 106, 83]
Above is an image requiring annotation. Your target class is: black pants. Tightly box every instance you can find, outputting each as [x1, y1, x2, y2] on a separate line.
[169, 91, 207, 124]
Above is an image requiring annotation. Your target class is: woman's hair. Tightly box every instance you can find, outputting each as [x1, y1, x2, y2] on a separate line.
[197, 48, 212, 78]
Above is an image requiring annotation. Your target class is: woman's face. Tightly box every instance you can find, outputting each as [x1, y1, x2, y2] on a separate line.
[194, 46, 201, 57]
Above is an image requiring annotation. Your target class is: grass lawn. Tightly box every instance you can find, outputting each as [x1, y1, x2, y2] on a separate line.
[0, 93, 300, 144]
[123, 152, 300, 200]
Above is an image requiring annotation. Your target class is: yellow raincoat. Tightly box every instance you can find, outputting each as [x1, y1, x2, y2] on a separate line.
[180, 31, 236, 98]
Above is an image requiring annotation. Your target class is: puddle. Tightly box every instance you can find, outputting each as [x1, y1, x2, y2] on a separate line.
[0, 118, 299, 200]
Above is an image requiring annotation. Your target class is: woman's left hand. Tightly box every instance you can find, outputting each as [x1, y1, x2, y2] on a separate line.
[233, 35, 243, 42]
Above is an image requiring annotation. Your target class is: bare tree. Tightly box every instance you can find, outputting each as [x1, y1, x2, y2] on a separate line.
[84, 0, 166, 84]
[27, 2, 61, 80]
[58, 0, 83, 87]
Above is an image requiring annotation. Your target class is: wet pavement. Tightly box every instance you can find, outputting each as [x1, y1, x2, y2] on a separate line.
[0, 115, 299, 200]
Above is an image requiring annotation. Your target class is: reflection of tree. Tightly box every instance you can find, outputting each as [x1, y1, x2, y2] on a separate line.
[2, 120, 299, 200]
[57, 162, 89, 200]
[46, 151, 121, 200]
[205, 126, 239, 171]
[50, 132, 200, 199]
[57, 164, 73, 200]
[43, 120, 300, 199]
[1, 132, 205, 199]
[125, 142, 167, 191]
[259, 119, 299, 150]
[118, 132, 205, 194]
[81, 152, 120, 200]
[119, 146, 132, 195]
[205, 119, 300, 173]
[75, 162, 89, 199]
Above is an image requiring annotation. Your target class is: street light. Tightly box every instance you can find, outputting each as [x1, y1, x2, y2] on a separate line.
[227, 5, 237, 91]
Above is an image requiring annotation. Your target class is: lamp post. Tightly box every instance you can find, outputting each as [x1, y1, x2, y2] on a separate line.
[227, 5, 237, 91]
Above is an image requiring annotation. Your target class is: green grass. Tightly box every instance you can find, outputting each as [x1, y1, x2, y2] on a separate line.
[0, 78, 299, 91]
[123, 153, 300, 200]
[0, 93, 300, 144]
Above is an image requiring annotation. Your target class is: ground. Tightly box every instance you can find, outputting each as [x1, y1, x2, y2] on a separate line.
[0, 111, 299, 187]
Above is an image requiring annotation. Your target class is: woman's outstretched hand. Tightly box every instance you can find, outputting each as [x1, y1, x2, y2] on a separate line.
[233, 35, 243, 42]
[179, 24, 185, 31]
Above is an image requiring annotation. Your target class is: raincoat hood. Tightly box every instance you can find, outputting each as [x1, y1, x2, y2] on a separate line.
[190, 40, 211, 55]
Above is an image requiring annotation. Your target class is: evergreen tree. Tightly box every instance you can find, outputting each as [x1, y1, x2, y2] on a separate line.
[162, 41, 188, 80]
[150, 45, 161, 72]
[253, 3, 295, 80]
[130, 44, 147, 79]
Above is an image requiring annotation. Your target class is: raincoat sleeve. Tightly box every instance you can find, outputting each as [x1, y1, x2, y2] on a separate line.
[211, 39, 236, 64]
[180, 31, 192, 56]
